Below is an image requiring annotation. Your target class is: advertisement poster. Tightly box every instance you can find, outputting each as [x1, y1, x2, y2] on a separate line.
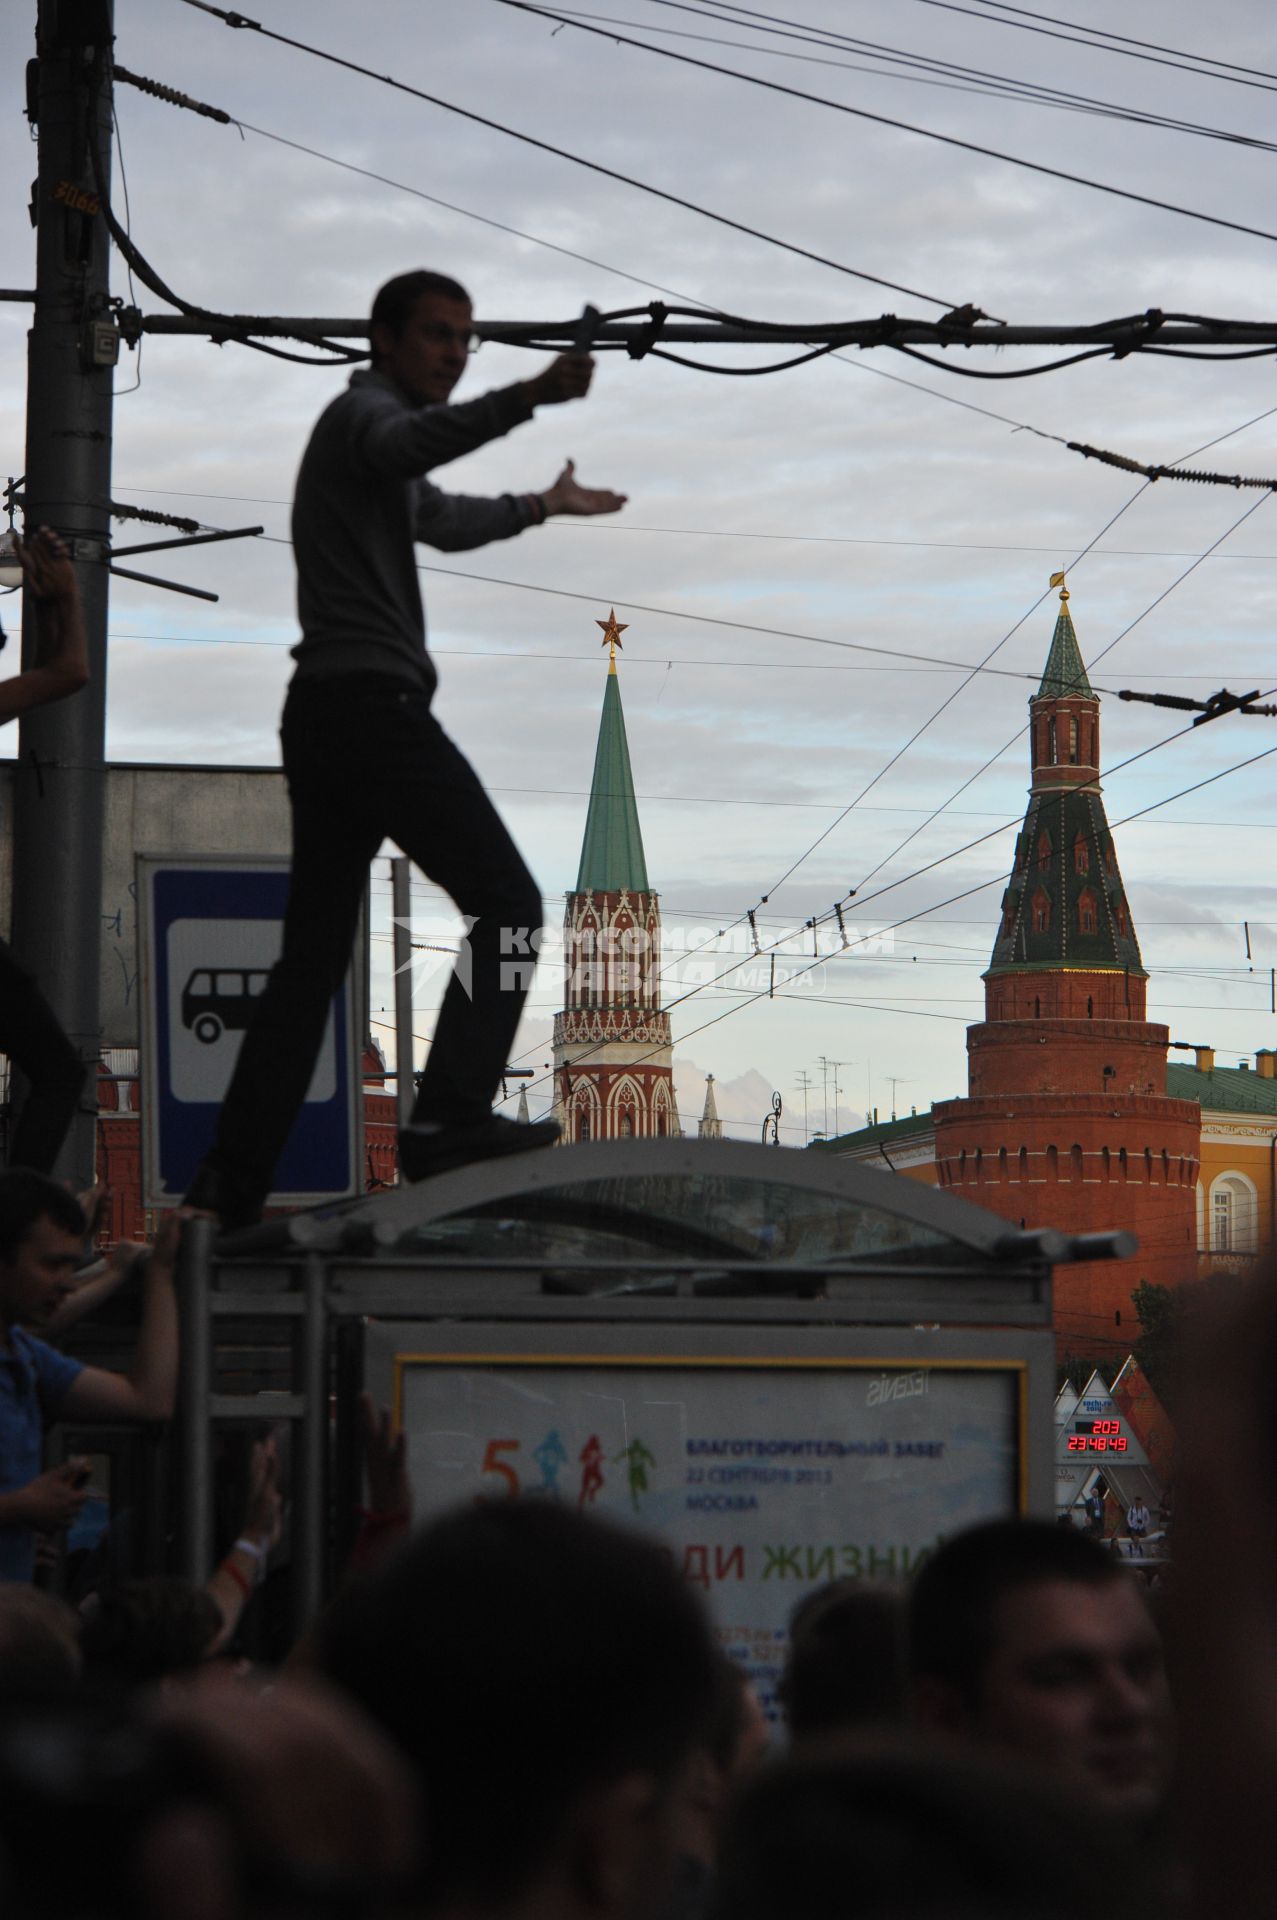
[394, 1355, 1022, 1716]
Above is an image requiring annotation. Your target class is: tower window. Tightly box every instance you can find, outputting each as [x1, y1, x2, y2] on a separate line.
[1048, 717, 1058, 763]
[1068, 716, 1079, 763]
[1078, 889, 1097, 935]
[1037, 833, 1052, 872]
[1074, 835, 1089, 875]
[1032, 889, 1050, 932]
[1113, 896, 1128, 936]
[579, 1114, 591, 1142]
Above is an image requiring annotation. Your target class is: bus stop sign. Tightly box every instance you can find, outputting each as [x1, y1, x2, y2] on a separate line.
[138, 855, 363, 1208]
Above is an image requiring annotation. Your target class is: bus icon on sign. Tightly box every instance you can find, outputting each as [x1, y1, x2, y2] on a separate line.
[181, 967, 270, 1044]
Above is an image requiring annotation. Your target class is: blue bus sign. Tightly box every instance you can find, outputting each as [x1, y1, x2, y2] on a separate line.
[138, 855, 362, 1207]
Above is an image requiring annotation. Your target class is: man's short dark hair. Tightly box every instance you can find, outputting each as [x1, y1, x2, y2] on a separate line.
[316, 1499, 718, 1906]
[369, 270, 472, 364]
[908, 1518, 1130, 1704]
[780, 1579, 908, 1738]
[0, 1170, 85, 1262]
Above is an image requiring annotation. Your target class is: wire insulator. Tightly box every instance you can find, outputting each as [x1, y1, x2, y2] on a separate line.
[112, 64, 232, 124]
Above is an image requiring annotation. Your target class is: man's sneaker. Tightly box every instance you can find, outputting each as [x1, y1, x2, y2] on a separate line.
[398, 1113, 560, 1182]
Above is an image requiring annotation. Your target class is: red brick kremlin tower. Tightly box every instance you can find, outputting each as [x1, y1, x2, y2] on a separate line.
[552, 614, 680, 1141]
[931, 579, 1200, 1352]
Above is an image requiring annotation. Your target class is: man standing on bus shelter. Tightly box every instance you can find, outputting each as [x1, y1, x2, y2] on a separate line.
[185, 270, 626, 1231]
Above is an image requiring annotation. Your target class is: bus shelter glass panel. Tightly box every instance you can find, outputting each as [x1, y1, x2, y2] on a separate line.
[381, 1169, 968, 1266]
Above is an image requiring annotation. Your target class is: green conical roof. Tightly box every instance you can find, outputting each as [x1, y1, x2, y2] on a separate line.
[575, 662, 650, 892]
[990, 589, 1142, 978]
[989, 786, 1145, 978]
[1036, 596, 1092, 699]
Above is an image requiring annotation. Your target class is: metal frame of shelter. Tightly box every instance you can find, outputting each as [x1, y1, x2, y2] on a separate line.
[173, 1139, 1130, 1631]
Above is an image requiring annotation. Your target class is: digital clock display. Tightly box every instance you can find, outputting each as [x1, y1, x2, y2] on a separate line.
[1067, 1418, 1127, 1453]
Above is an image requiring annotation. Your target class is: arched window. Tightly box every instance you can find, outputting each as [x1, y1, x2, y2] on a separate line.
[1032, 890, 1050, 933]
[620, 1112, 633, 1137]
[1037, 832, 1052, 872]
[1018, 1146, 1028, 1182]
[1046, 1145, 1059, 1180]
[1087, 996, 1094, 1018]
[1074, 834, 1089, 875]
[1078, 889, 1097, 935]
[1034, 995, 1041, 1018]
[1113, 896, 1128, 936]
[1048, 717, 1058, 763]
[1071, 1143, 1084, 1183]
[1210, 1172, 1259, 1252]
[1068, 716, 1079, 764]
[579, 1113, 591, 1142]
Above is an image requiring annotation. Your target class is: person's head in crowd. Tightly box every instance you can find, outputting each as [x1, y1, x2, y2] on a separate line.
[316, 1499, 720, 1919]
[780, 1579, 909, 1739]
[79, 1578, 223, 1690]
[0, 1586, 81, 1707]
[908, 1518, 1173, 1818]
[0, 1169, 85, 1334]
[706, 1730, 1139, 1920]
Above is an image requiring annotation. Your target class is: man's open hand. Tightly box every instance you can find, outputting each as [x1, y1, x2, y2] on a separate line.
[541, 458, 627, 519]
[522, 351, 595, 408]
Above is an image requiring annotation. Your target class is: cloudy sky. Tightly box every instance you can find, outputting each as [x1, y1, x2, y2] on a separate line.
[4, 0, 1277, 1139]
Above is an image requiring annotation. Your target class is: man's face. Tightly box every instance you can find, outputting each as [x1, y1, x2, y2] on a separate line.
[0, 1216, 81, 1332]
[967, 1577, 1173, 1815]
[372, 293, 473, 406]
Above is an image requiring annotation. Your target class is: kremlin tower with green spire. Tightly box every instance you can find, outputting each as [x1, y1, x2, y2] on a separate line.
[932, 579, 1200, 1351]
[552, 614, 680, 1141]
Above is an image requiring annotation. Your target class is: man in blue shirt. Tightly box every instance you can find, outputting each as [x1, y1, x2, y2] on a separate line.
[0, 1170, 179, 1581]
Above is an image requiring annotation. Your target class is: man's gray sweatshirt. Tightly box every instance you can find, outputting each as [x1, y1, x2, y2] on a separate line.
[290, 368, 539, 691]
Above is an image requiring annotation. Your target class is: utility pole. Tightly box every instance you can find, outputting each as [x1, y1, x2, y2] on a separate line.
[794, 1069, 814, 1146]
[12, 1, 116, 1185]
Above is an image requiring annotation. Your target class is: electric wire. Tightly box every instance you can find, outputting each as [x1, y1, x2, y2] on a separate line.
[588, 0, 1277, 154]
[917, 0, 1277, 92]
[493, 0, 1277, 248]
[176, 0, 959, 310]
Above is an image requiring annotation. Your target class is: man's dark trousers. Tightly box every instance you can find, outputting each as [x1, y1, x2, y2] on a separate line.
[200, 674, 542, 1217]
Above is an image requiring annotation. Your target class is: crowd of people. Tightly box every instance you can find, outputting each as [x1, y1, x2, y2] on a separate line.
[0, 1131, 1262, 1920]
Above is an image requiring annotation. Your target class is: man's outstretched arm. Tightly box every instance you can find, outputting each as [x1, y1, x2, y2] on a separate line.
[0, 528, 89, 724]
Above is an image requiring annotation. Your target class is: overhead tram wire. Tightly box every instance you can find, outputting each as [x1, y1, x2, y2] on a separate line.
[492, 0, 1277, 249]
[168, 111, 1277, 457]
[941, 0, 1277, 90]
[176, 0, 957, 312]
[596, 0, 1277, 154]
[868, 0, 1277, 97]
